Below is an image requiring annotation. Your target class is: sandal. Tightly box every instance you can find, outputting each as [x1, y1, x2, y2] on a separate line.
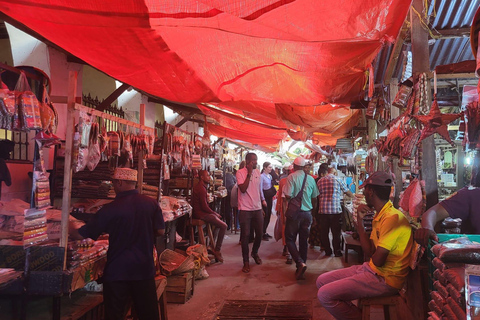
[242, 262, 250, 273]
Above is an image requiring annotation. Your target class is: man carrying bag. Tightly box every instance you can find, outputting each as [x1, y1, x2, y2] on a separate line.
[283, 157, 319, 280]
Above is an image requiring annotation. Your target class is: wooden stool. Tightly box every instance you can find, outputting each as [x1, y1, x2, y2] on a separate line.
[343, 232, 364, 264]
[187, 219, 216, 250]
[359, 295, 409, 320]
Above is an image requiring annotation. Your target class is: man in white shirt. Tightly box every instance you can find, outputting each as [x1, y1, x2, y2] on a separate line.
[237, 152, 267, 273]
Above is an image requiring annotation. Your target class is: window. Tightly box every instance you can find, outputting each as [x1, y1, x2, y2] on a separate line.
[0, 129, 30, 161]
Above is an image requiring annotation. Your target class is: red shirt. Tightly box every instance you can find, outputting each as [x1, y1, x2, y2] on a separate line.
[192, 182, 216, 220]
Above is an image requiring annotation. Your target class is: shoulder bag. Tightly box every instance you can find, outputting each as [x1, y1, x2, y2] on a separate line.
[285, 173, 308, 219]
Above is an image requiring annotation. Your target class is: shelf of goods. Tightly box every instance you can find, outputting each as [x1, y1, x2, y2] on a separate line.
[427, 234, 480, 319]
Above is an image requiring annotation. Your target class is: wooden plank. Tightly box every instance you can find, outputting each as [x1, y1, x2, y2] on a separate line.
[435, 72, 476, 79]
[73, 104, 154, 134]
[137, 104, 145, 193]
[60, 71, 77, 266]
[96, 83, 130, 112]
[410, 0, 438, 209]
[384, 23, 409, 85]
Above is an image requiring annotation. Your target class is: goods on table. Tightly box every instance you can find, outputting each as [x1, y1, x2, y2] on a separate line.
[66, 238, 108, 269]
[159, 196, 192, 221]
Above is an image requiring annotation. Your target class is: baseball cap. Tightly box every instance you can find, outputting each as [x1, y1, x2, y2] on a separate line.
[360, 171, 393, 189]
[293, 156, 306, 167]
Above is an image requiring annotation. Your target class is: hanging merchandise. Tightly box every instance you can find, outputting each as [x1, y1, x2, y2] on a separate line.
[0, 76, 16, 130]
[464, 101, 480, 150]
[73, 112, 92, 173]
[365, 95, 378, 120]
[399, 178, 426, 218]
[400, 127, 421, 161]
[14, 71, 42, 131]
[87, 122, 101, 171]
[39, 83, 58, 134]
[392, 77, 413, 108]
[415, 95, 462, 147]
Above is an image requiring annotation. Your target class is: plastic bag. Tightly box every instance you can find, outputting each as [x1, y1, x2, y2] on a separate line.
[14, 72, 42, 130]
[0, 78, 16, 130]
[392, 78, 413, 108]
[40, 84, 57, 133]
[87, 123, 100, 171]
[432, 240, 480, 264]
[443, 267, 465, 292]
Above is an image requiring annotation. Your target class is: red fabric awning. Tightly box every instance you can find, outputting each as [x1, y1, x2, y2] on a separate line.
[0, 0, 412, 148]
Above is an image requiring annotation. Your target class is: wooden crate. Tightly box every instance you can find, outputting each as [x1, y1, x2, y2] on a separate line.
[166, 270, 194, 304]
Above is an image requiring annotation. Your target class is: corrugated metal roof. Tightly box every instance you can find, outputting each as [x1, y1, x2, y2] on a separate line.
[429, 0, 479, 29]
[374, 0, 480, 84]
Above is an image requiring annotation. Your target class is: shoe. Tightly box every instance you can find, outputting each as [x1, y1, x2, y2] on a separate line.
[282, 246, 289, 256]
[286, 255, 293, 265]
[265, 233, 273, 239]
[251, 253, 263, 265]
[334, 251, 343, 257]
[262, 234, 270, 241]
[242, 262, 250, 273]
[324, 250, 333, 256]
[295, 263, 307, 280]
[213, 250, 224, 263]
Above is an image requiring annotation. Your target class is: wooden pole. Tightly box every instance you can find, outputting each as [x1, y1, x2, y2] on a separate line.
[137, 104, 145, 193]
[60, 71, 77, 269]
[410, 0, 438, 209]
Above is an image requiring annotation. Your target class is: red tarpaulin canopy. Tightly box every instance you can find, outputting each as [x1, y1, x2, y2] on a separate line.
[0, 0, 411, 148]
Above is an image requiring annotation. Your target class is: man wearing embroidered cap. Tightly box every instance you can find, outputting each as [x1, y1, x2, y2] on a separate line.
[316, 171, 413, 319]
[70, 167, 165, 320]
[283, 156, 319, 280]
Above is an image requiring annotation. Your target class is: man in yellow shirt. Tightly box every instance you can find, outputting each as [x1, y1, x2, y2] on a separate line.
[316, 171, 413, 320]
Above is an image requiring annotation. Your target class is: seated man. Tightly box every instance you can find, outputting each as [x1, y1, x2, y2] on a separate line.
[316, 171, 413, 319]
[192, 170, 227, 262]
[415, 163, 480, 246]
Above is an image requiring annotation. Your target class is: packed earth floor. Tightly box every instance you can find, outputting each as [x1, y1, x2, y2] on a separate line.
[168, 213, 383, 320]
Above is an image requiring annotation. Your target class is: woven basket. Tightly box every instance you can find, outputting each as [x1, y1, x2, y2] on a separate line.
[159, 249, 195, 276]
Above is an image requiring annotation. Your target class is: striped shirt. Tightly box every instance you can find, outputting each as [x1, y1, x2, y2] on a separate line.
[317, 174, 349, 214]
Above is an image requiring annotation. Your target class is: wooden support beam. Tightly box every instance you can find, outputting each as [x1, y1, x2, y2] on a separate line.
[384, 23, 409, 85]
[411, 0, 438, 210]
[137, 104, 145, 194]
[434, 27, 470, 39]
[60, 71, 77, 269]
[175, 113, 194, 128]
[435, 72, 476, 80]
[96, 83, 130, 111]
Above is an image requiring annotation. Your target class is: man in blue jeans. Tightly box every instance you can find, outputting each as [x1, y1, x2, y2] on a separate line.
[283, 157, 319, 280]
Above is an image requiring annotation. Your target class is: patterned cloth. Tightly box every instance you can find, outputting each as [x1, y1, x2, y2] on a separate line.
[317, 174, 349, 214]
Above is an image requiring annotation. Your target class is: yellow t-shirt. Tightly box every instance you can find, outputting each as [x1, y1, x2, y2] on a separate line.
[369, 201, 413, 289]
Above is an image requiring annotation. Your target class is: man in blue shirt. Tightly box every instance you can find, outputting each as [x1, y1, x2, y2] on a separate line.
[283, 157, 319, 280]
[70, 168, 165, 320]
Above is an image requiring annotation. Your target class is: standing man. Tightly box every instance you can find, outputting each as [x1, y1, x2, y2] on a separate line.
[237, 152, 267, 273]
[316, 171, 413, 320]
[69, 168, 165, 320]
[192, 170, 228, 263]
[224, 168, 237, 231]
[283, 156, 319, 280]
[317, 167, 353, 257]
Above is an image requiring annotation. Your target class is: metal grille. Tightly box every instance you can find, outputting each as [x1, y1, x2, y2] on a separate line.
[82, 93, 125, 131]
[0, 129, 30, 161]
[216, 300, 313, 320]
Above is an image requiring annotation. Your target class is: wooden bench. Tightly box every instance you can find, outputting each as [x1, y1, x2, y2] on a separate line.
[342, 232, 364, 264]
[359, 294, 412, 320]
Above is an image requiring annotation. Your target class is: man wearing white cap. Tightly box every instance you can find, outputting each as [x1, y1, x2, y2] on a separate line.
[316, 171, 413, 319]
[70, 168, 165, 320]
[283, 156, 319, 280]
